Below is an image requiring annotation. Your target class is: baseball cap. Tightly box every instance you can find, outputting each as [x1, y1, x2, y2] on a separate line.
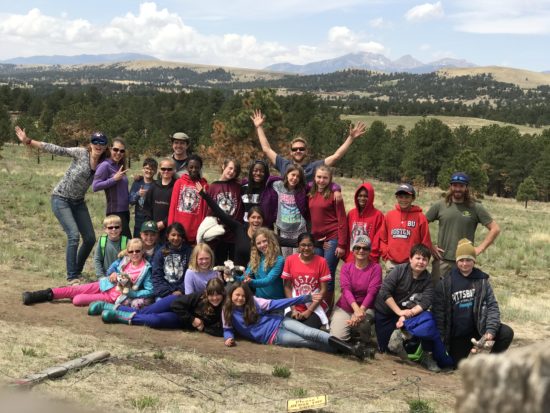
[140, 221, 159, 233]
[395, 183, 416, 197]
[172, 132, 190, 142]
[450, 172, 470, 185]
[90, 132, 108, 146]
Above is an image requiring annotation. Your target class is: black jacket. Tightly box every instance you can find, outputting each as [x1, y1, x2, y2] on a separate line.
[433, 267, 501, 349]
[170, 292, 223, 337]
[143, 178, 176, 229]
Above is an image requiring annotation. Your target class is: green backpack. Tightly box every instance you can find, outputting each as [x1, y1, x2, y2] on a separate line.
[99, 234, 128, 260]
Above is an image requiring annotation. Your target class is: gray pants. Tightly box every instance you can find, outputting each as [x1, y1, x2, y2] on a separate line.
[430, 259, 455, 285]
[330, 306, 374, 343]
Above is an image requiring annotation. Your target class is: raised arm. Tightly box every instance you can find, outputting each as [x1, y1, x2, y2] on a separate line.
[195, 182, 240, 232]
[324, 121, 367, 167]
[251, 110, 277, 165]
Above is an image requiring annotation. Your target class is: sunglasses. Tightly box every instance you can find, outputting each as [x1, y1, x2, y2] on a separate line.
[91, 139, 107, 146]
[128, 249, 142, 254]
[451, 175, 468, 183]
[353, 246, 370, 251]
[160, 167, 173, 172]
[291, 147, 306, 152]
[111, 147, 125, 153]
[106, 226, 120, 230]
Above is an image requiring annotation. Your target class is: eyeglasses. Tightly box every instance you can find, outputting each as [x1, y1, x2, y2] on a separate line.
[107, 226, 120, 230]
[111, 148, 125, 153]
[291, 147, 306, 152]
[299, 243, 314, 248]
[128, 250, 142, 254]
[160, 167, 173, 172]
[353, 246, 370, 251]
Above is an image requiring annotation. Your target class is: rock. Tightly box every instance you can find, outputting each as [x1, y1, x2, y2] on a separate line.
[456, 343, 550, 413]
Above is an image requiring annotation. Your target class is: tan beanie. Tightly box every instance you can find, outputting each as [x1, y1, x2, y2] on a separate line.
[456, 238, 476, 262]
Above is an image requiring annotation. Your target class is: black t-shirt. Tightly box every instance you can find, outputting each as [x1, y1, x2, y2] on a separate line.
[450, 271, 476, 337]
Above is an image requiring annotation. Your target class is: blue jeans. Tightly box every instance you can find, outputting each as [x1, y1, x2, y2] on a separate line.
[315, 238, 338, 292]
[51, 195, 96, 280]
[274, 318, 333, 352]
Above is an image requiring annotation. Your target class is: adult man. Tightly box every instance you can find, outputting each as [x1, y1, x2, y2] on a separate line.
[171, 132, 191, 178]
[426, 172, 500, 284]
[433, 239, 513, 368]
[250, 109, 366, 181]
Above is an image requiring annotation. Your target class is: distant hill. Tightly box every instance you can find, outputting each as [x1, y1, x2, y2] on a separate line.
[264, 52, 477, 74]
[0, 53, 158, 65]
[439, 66, 550, 89]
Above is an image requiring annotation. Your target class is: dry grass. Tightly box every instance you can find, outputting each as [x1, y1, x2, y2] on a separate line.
[438, 66, 550, 89]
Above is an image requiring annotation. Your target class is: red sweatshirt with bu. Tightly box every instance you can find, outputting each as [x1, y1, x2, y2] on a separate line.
[380, 203, 432, 264]
[308, 191, 348, 249]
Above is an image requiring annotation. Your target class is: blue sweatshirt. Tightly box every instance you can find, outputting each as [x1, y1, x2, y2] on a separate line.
[237, 255, 285, 299]
[151, 243, 192, 297]
[223, 295, 311, 343]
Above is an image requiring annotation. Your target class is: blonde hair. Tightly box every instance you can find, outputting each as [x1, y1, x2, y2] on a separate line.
[118, 238, 143, 258]
[103, 215, 122, 228]
[188, 243, 214, 271]
[159, 157, 176, 169]
[309, 165, 333, 200]
[249, 228, 280, 274]
[290, 136, 308, 147]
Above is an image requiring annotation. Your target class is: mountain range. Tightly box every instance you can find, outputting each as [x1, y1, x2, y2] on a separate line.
[264, 52, 476, 74]
[0, 53, 157, 65]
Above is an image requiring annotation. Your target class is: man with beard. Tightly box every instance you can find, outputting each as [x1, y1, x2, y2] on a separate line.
[425, 172, 500, 284]
[171, 132, 191, 179]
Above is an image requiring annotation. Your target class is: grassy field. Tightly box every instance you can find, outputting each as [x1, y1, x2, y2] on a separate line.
[342, 114, 549, 135]
[1, 143, 549, 412]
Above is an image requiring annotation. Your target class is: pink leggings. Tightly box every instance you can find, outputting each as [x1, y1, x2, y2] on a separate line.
[52, 281, 119, 306]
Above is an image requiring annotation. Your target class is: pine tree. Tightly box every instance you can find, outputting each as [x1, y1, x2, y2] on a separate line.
[516, 177, 538, 208]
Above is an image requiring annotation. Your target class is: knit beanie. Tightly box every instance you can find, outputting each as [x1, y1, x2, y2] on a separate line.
[351, 235, 371, 250]
[455, 238, 476, 262]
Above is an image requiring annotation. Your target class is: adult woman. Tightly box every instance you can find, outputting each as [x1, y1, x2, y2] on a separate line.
[240, 160, 280, 228]
[196, 182, 264, 268]
[15, 126, 108, 284]
[93, 137, 131, 238]
[206, 158, 244, 264]
[308, 165, 347, 308]
[143, 158, 177, 241]
[282, 233, 331, 329]
[89, 278, 225, 337]
[237, 228, 285, 299]
[272, 164, 309, 257]
[330, 235, 382, 345]
[22, 238, 153, 307]
[222, 283, 365, 359]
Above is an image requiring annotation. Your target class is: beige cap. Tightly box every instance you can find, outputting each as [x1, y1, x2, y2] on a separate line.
[172, 132, 190, 141]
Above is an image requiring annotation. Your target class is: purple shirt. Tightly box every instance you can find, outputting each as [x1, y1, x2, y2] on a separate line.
[183, 269, 219, 295]
[93, 159, 129, 214]
[336, 261, 382, 313]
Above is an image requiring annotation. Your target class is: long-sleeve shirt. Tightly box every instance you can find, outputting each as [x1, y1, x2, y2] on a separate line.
[92, 158, 129, 214]
[170, 292, 223, 337]
[183, 269, 220, 295]
[151, 244, 192, 297]
[308, 191, 348, 248]
[336, 261, 382, 313]
[237, 255, 285, 299]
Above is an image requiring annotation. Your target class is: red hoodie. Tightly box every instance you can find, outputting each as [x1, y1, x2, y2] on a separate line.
[380, 203, 432, 264]
[168, 174, 209, 244]
[346, 182, 384, 263]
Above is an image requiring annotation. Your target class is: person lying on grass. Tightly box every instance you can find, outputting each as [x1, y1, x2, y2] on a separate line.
[23, 238, 153, 308]
[222, 282, 367, 360]
[89, 278, 226, 336]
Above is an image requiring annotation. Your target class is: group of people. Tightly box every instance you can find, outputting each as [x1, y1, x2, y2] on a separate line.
[16, 110, 513, 370]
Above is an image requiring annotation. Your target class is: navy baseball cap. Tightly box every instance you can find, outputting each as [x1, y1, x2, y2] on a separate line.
[395, 183, 416, 197]
[90, 132, 108, 146]
[450, 172, 470, 185]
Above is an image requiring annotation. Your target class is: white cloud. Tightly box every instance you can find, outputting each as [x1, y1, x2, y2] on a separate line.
[0, 3, 386, 68]
[405, 1, 444, 22]
[450, 0, 550, 34]
[369, 17, 392, 29]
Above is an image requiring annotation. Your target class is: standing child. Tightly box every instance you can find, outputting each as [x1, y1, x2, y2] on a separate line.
[23, 239, 153, 307]
[94, 215, 128, 278]
[184, 243, 220, 295]
[129, 158, 158, 238]
[380, 184, 432, 274]
[90, 278, 225, 336]
[151, 223, 192, 299]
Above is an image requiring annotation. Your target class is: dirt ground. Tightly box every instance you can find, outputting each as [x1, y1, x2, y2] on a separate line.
[1, 270, 544, 413]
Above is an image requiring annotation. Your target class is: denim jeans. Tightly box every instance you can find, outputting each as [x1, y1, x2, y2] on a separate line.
[51, 195, 96, 279]
[315, 238, 338, 292]
[274, 317, 333, 352]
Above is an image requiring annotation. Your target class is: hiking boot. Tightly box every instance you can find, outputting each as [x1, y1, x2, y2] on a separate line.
[68, 278, 81, 286]
[419, 352, 441, 373]
[328, 336, 366, 361]
[101, 309, 134, 325]
[22, 288, 53, 305]
[388, 329, 408, 360]
[88, 301, 116, 316]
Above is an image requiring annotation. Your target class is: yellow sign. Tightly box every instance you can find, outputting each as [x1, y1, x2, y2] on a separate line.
[287, 395, 328, 412]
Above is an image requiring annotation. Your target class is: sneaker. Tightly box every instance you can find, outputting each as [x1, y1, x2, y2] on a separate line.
[388, 329, 408, 360]
[68, 278, 81, 286]
[419, 352, 441, 373]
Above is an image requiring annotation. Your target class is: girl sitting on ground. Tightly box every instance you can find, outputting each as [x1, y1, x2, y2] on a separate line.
[23, 238, 153, 307]
[89, 278, 225, 336]
[236, 228, 285, 299]
[184, 243, 220, 295]
[222, 283, 366, 360]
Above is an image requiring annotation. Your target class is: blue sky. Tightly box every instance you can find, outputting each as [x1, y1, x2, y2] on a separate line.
[1, 1, 549, 71]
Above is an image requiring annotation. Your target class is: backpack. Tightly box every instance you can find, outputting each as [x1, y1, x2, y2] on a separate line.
[99, 234, 128, 260]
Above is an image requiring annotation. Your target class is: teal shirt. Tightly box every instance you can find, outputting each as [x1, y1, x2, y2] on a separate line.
[239, 255, 285, 299]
